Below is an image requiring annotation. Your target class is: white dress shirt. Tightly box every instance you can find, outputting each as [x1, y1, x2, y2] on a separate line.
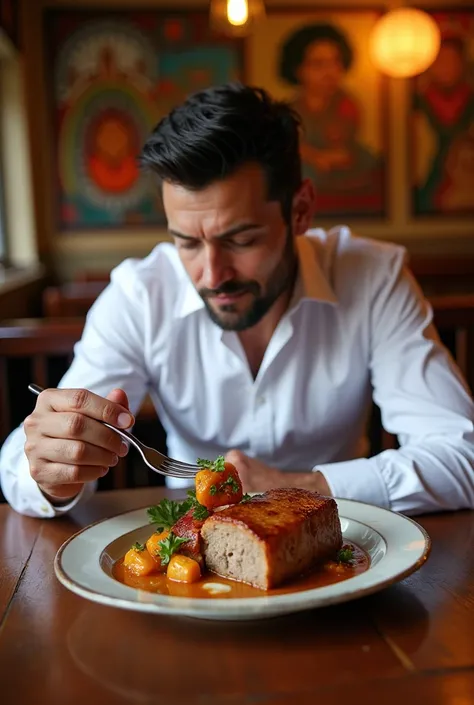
[1, 227, 474, 517]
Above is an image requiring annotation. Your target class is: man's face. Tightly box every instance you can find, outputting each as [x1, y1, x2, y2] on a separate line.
[163, 163, 308, 331]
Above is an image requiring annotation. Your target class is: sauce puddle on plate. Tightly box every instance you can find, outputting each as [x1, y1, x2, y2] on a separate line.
[113, 543, 369, 599]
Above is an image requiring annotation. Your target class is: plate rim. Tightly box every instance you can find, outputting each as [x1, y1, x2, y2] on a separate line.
[54, 498, 432, 616]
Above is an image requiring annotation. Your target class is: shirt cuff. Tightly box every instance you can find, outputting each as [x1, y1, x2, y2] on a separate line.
[314, 457, 391, 509]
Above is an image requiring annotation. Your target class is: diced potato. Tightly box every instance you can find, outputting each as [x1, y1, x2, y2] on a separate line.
[123, 545, 157, 577]
[167, 554, 201, 583]
[146, 530, 169, 570]
[195, 462, 243, 509]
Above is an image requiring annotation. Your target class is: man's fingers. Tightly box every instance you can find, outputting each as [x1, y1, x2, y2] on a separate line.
[36, 388, 134, 429]
[32, 437, 119, 469]
[225, 449, 249, 468]
[32, 463, 109, 486]
[29, 412, 128, 457]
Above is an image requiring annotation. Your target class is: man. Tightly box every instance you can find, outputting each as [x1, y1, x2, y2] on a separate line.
[1, 84, 473, 518]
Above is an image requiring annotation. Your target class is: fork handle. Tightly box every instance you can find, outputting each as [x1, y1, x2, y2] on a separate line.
[27, 383, 143, 453]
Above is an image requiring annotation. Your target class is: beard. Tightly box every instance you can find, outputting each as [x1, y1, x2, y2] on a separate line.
[199, 231, 298, 331]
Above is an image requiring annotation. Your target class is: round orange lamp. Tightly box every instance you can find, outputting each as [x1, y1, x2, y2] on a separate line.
[369, 8, 441, 78]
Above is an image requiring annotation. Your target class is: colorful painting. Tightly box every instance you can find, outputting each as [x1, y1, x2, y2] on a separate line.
[246, 8, 387, 218]
[45, 11, 242, 230]
[411, 10, 474, 216]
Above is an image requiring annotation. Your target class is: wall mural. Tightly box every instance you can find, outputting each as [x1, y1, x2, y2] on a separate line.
[45, 10, 242, 230]
[411, 10, 474, 217]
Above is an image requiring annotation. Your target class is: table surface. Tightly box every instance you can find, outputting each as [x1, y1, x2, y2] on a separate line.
[1, 488, 473, 705]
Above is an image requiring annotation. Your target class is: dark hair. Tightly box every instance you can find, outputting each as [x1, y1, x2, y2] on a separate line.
[139, 83, 302, 221]
[279, 23, 353, 85]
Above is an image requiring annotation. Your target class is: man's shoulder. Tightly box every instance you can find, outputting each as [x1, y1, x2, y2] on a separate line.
[306, 226, 408, 277]
[109, 241, 185, 296]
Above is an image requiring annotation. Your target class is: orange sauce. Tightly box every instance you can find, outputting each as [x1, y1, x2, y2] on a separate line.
[112, 543, 369, 599]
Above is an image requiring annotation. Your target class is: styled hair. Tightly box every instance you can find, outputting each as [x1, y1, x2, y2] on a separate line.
[279, 23, 354, 85]
[139, 83, 302, 221]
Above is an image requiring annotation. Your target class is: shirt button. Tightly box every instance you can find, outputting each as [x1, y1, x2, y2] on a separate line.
[256, 395, 266, 407]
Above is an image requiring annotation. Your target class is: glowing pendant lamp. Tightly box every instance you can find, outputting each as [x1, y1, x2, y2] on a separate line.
[369, 8, 441, 78]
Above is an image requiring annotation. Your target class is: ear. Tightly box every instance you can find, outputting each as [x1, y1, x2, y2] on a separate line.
[291, 179, 316, 236]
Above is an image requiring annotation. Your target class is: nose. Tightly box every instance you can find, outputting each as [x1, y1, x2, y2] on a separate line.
[201, 244, 234, 290]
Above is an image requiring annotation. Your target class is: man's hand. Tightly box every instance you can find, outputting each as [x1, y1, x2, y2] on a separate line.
[24, 387, 133, 504]
[225, 450, 332, 496]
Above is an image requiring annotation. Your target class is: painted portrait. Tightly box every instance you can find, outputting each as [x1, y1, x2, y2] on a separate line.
[247, 9, 387, 218]
[45, 10, 242, 230]
[412, 10, 474, 216]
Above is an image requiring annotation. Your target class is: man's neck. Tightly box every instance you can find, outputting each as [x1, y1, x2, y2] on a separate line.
[237, 287, 294, 379]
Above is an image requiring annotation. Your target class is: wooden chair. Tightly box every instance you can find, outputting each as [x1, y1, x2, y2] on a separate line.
[42, 281, 107, 318]
[430, 294, 474, 388]
[0, 318, 166, 493]
[3, 293, 474, 482]
[42, 284, 157, 423]
[409, 257, 474, 296]
[74, 270, 111, 283]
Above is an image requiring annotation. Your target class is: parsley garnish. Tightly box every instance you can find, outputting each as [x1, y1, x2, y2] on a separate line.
[241, 493, 252, 503]
[336, 546, 355, 563]
[209, 484, 218, 496]
[186, 489, 210, 520]
[197, 455, 226, 472]
[147, 498, 191, 531]
[221, 475, 240, 493]
[157, 532, 189, 566]
[132, 542, 145, 552]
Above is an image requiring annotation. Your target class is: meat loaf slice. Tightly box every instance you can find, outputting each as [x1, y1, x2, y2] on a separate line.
[200, 488, 342, 590]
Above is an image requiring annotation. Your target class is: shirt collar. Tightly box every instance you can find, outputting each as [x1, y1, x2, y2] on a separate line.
[291, 233, 338, 308]
[176, 277, 206, 319]
[176, 232, 338, 320]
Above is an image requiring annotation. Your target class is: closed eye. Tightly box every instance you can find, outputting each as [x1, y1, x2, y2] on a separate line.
[228, 238, 257, 248]
[177, 239, 201, 250]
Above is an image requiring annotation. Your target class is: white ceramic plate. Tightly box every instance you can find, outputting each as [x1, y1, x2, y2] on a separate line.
[55, 499, 431, 621]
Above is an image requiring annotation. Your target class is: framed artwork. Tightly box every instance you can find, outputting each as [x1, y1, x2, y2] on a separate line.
[410, 10, 474, 217]
[246, 7, 388, 218]
[44, 10, 242, 230]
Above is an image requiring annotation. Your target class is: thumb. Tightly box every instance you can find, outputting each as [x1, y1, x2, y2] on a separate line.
[106, 388, 131, 411]
[225, 449, 248, 469]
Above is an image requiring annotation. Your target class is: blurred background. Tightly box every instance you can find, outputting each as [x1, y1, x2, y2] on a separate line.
[0, 0, 473, 496]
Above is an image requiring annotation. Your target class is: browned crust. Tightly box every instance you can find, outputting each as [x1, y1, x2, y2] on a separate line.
[203, 488, 337, 541]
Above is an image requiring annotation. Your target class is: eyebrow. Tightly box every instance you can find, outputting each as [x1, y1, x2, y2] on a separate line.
[168, 223, 262, 241]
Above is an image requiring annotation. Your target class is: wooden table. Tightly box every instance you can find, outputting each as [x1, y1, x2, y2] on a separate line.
[1, 488, 473, 705]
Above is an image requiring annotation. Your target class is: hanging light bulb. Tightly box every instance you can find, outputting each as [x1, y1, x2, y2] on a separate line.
[369, 8, 441, 78]
[227, 0, 249, 27]
[210, 0, 265, 38]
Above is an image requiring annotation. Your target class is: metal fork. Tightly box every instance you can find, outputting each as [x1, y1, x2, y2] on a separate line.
[28, 384, 199, 479]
